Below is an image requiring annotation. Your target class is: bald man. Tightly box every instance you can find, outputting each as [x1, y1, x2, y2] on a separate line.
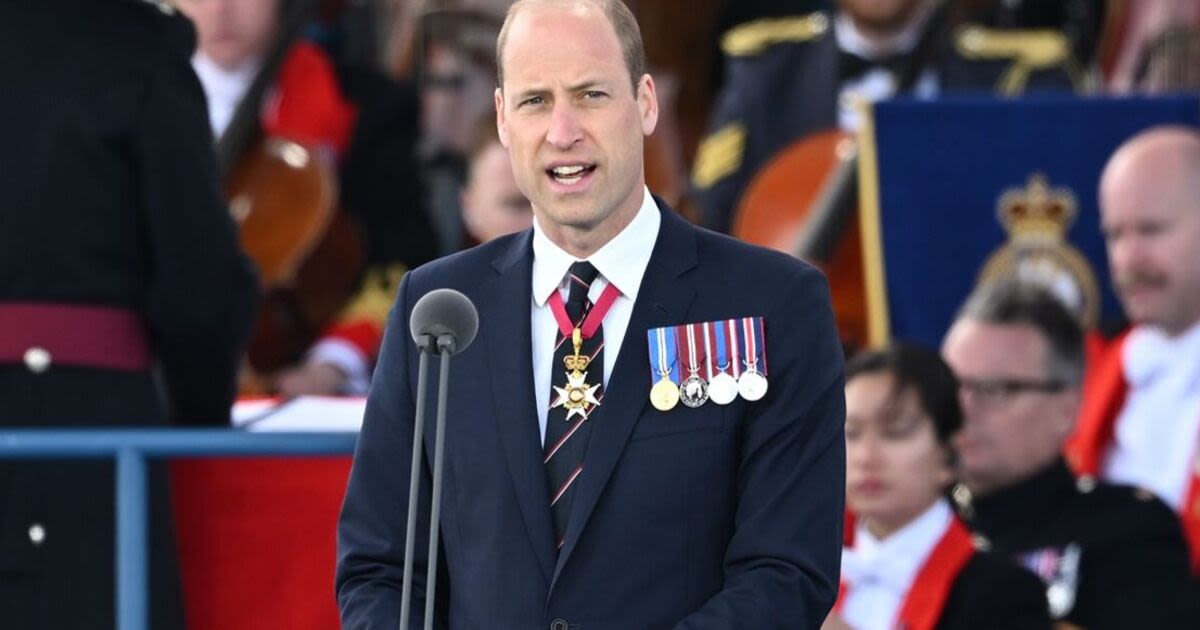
[1068, 126, 1200, 571]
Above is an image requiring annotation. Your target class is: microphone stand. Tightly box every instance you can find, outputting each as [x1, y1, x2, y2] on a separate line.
[400, 333, 457, 630]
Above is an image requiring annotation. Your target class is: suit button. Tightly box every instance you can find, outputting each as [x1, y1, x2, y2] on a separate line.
[24, 347, 51, 373]
[28, 523, 46, 546]
[550, 620, 568, 630]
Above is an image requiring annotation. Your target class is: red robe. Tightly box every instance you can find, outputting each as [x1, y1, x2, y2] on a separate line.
[1066, 330, 1200, 571]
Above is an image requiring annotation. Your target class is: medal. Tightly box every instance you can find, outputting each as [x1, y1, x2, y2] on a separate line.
[646, 326, 679, 411]
[548, 282, 621, 420]
[551, 328, 602, 420]
[651, 376, 680, 411]
[738, 370, 768, 402]
[737, 317, 768, 402]
[679, 323, 708, 408]
[707, 321, 737, 405]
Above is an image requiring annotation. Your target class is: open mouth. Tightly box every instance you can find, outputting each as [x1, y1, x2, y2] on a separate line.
[547, 164, 597, 186]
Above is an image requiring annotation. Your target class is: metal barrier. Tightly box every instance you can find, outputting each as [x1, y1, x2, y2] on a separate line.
[0, 429, 358, 630]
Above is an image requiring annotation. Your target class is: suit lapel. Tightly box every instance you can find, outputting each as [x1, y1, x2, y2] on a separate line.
[550, 203, 699, 592]
[483, 231, 557, 583]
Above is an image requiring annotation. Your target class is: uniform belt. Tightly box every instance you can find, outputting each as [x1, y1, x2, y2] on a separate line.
[0, 303, 152, 372]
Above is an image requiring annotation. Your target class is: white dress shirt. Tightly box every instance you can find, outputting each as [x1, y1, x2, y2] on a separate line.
[1104, 319, 1200, 511]
[840, 500, 953, 630]
[191, 52, 261, 139]
[531, 188, 660, 445]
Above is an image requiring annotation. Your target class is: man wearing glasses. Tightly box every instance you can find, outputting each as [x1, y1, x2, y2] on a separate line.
[941, 281, 1197, 629]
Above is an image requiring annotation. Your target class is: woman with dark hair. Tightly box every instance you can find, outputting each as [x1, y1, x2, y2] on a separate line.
[823, 342, 1050, 630]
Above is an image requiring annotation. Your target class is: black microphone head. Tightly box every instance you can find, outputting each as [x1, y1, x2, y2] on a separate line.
[410, 288, 479, 356]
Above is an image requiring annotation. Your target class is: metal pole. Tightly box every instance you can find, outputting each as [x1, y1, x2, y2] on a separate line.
[400, 346, 431, 629]
[116, 447, 148, 630]
[424, 342, 452, 630]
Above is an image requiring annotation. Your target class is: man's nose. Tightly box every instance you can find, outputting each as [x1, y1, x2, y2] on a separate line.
[1109, 231, 1146, 277]
[546, 102, 583, 149]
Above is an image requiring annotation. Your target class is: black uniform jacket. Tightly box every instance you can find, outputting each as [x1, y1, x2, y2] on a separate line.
[964, 458, 1200, 629]
[0, 1, 257, 627]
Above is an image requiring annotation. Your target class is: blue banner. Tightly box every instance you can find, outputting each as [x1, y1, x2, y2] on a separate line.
[859, 95, 1200, 348]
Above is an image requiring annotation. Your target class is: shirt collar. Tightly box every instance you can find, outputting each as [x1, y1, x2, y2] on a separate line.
[843, 500, 952, 592]
[531, 186, 660, 306]
[835, 0, 936, 60]
[191, 52, 261, 98]
[1124, 318, 1200, 387]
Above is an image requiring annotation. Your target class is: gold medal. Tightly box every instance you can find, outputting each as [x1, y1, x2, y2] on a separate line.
[650, 375, 680, 411]
[551, 326, 601, 420]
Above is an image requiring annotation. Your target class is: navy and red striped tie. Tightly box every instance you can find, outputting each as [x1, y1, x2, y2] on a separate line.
[544, 261, 604, 550]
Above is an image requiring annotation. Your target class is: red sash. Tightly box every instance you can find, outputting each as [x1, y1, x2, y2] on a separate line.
[1067, 329, 1200, 572]
[834, 518, 976, 630]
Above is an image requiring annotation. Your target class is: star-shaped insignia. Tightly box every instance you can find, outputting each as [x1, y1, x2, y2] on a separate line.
[551, 370, 601, 420]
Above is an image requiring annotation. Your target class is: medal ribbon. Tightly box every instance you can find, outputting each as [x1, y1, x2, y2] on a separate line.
[647, 326, 680, 383]
[549, 281, 620, 340]
[713, 319, 730, 375]
[726, 319, 742, 379]
[755, 317, 768, 376]
[702, 322, 715, 381]
[679, 323, 704, 376]
[742, 317, 759, 371]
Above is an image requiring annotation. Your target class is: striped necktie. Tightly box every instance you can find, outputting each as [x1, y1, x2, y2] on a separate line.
[544, 261, 604, 550]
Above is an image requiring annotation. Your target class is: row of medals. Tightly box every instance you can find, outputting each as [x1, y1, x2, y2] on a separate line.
[650, 363, 767, 411]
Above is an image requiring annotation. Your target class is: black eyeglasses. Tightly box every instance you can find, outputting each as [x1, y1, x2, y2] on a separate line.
[958, 377, 1069, 400]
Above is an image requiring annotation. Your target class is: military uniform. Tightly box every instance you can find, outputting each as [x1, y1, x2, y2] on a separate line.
[958, 458, 1200, 629]
[0, 0, 257, 627]
[692, 7, 1081, 233]
[839, 502, 1050, 629]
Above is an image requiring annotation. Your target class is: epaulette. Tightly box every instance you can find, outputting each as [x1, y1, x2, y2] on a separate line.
[691, 123, 746, 190]
[954, 24, 1077, 95]
[721, 13, 830, 58]
[336, 263, 407, 329]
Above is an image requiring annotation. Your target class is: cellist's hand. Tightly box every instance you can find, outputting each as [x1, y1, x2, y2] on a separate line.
[274, 361, 348, 397]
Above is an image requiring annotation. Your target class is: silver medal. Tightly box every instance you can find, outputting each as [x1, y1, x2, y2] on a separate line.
[738, 369, 768, 401]
[708, 371, 738, 405]
[680, 375, 709, 408]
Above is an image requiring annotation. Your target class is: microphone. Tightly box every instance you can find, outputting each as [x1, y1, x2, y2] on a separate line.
[401, 288, 478, 630]
[409, 288, 479, 356]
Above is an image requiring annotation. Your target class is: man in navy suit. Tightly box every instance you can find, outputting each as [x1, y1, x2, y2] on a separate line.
[336, 1, 846, 627]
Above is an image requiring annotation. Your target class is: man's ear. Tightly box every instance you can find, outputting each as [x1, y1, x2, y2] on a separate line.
[637, 74, 659, 137]
[495, 88, 510, 148]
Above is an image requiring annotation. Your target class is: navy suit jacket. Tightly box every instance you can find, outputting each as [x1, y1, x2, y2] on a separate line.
[337, 201, 846, 629]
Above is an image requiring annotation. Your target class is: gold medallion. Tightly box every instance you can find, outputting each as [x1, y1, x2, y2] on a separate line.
[650, 375, 680, 411]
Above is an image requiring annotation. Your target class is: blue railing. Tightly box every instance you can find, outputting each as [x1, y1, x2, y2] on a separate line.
[0, 429, 358, 630]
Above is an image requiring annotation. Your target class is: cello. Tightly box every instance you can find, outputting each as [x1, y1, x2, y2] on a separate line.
[216, 0, 364, 388]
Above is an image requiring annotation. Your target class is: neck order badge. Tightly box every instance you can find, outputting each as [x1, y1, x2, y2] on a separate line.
[548, 280, 620, 419]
